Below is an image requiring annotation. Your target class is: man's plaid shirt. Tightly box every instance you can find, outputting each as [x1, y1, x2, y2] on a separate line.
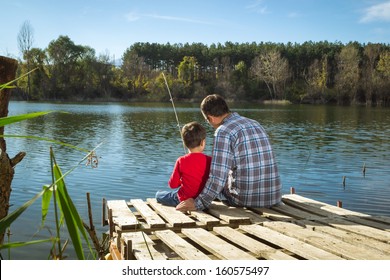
[195, 112, 282, 210]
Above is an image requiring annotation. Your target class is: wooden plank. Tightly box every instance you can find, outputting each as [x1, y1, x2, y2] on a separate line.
[271, 203, 323, 220]
[213, 226, 296, 260]
[240, 224, 343, 260]
[106, 195, 389, 261]
[263, 221, 389, 260]
[317, 217, 390, 243]
[249, 207, 293, 222]
[345, 215, 390, 231]
[182, 228, 257, 260]
[109, 243, 122, 260]
[296, 219, 390, 255]
[206, 201, 253, 224]
[155, 230, 211, 260]
[282, 194, 370, 217]
[106, 200, 139, 230]
[189, 210, 220, 227]
[147, 198, 196, 227]
[102, 198, 108, 226]
[365, 215, 390, 226]
[130, 199, 166, 228]
[121, 232, 166, 260]
[120, 238, 132, 260]
[282, 194, 390, 232]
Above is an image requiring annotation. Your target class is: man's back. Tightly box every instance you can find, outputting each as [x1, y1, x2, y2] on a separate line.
[216, 112, 282, 207]
[195, 112, 282, 210]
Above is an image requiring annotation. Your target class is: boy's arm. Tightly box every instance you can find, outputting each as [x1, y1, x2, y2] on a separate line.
[168, 158, 181, 188]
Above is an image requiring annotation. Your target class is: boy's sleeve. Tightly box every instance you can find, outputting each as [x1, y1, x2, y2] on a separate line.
[168, 158, 181, 189]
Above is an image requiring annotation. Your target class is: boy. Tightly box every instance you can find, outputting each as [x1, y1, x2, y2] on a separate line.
[156, 121, 212, 207]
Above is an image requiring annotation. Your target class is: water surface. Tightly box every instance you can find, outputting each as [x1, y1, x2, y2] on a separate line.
[4, 101, 390, 259]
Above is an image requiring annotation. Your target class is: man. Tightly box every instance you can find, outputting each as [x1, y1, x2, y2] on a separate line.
[176, 94, 282, 211]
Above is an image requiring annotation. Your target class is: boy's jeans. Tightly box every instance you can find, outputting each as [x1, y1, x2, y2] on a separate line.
[155, 188, 180, 207]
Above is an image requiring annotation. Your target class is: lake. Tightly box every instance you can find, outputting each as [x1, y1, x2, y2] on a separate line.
[3, 101, 390, 259]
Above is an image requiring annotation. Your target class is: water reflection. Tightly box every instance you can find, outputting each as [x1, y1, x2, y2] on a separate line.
[4, 102, 390, 259]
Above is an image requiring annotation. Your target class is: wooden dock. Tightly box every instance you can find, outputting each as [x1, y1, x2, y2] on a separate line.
[103, 194, 390, 260]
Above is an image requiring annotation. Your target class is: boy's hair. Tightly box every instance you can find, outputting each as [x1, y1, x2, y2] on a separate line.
[181, 121, 207, 149]
[200, 94, 230, 117]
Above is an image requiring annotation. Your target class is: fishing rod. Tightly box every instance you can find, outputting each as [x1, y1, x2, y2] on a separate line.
[162, 72, 187, 154]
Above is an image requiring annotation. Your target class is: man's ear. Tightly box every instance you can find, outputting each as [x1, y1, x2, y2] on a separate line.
[208, 115, 216, 123]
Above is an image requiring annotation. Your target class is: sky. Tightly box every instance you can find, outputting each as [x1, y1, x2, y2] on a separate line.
[1, 0, 390, 61]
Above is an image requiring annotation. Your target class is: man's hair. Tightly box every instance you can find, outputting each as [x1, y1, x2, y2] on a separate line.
[181, 121, 207, 149]
[200, 94, 230, 117]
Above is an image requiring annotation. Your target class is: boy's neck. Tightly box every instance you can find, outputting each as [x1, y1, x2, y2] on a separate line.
[188, 146, 204, 153]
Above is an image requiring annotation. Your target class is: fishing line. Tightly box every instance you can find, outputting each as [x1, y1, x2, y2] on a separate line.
[162, 72, 186, 154]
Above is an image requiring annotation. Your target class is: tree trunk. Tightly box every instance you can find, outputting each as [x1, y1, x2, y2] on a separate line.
[0, 55, 25, 245]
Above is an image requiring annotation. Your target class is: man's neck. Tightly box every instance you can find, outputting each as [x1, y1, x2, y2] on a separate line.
[213, 113, 230, 127]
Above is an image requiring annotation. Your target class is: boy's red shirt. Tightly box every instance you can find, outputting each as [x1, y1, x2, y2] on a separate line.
[168, 152, 212, 202]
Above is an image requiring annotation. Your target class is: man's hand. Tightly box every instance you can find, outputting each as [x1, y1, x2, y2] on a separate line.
[176, 198, 196, 211]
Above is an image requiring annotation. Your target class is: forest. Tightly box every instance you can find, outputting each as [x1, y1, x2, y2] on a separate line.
[13, 24, 390, 105]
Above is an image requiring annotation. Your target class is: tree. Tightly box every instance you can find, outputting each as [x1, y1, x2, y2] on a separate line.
[17, 20, 34, 99]
[231, 60, 249, 99]
[17, 47, 48, 100]
[376, 50, 390, 77]
[251, 49, 290, 100]
[122, 49, 149, 97]
[304, 55, 329, 102]
[214, 56, 235, 99]
[361, 44, 381, 105]
[46, 36, 88, 99]
[334, 44, 360, 104]
[178, 56, 199, 85]
[376, 50, 390, 105]
[0, 56, 25, 245]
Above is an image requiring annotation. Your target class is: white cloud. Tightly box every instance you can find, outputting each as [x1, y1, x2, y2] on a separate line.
[360, 1, 390, 22]
[125, 11, 212, 25]
[125, 12, 140, 22]
[288, 12, 301, 18]
[146, 14, 212, 25]
[246, 0, 270, 15]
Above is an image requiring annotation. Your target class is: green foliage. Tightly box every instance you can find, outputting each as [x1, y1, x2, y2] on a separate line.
[0, 187, 48, 237]
[14, 37, 390, 105]
[377, 51, 390, 77]
[0, 111, 54, 127]
[49, 148, 96, 259]
[335, 45, 360, 104]
[1, 67, 37, 91]
[178, 56, 199, 85]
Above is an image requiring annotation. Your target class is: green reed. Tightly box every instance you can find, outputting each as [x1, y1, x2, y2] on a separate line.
[0, 100, 102, 259]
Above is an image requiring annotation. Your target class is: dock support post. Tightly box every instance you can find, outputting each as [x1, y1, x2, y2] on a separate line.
[102, 198, 107, 226]
[125, 239, 132, 260]
[117, 232, 122, 250]
[109, 208, 114, 237]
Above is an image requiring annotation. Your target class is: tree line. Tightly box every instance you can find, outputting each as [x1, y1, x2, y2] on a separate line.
[14, 23, 390, 105]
